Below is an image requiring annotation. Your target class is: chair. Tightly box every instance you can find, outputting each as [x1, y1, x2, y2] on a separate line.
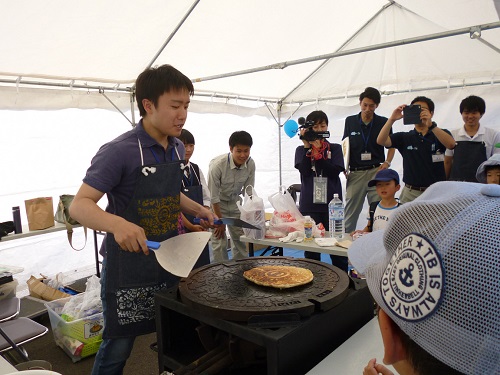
[0, 297, 48, 365]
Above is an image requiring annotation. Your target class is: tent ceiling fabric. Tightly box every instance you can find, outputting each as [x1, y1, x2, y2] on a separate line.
[1, 0, 499, 112]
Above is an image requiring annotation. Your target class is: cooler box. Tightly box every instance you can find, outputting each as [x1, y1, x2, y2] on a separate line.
[45, 296, 104, 362]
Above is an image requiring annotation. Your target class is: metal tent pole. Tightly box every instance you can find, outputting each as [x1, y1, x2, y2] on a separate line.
[191, 21, 500, 84]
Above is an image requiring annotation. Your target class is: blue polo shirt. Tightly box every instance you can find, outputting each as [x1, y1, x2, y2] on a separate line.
[343, 113, 389, 168]
[390, 128, 450, 187]
[83, 120, 186, 217]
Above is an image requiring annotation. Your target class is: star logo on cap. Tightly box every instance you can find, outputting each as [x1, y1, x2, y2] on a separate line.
[380, 233, 444, 322]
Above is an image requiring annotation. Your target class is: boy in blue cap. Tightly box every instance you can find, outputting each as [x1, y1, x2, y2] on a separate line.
[351, 168, 400, 235]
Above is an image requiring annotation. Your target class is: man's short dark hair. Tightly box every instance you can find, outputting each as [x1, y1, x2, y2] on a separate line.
[179, 129, 195, 145]
[135, 64, 194, 117]
[459, 95, 486, 115]
[229, 131, 253, 148]
[306, 110, 329, 126]
[411, 96, 435, 113]
[359, 87, 381, 105]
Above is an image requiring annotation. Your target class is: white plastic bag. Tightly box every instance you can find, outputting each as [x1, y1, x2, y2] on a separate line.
[237, 185, 266, 239]
[61, 275, 102, 320]
[268, 186, 305, 236]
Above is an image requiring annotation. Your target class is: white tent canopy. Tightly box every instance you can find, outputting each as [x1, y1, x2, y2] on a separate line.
[1, 0, 500, 115]
[2, 1, 500, 287]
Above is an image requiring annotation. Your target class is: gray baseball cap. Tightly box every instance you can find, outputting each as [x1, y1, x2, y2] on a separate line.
[348, 181, 500, 375]
[476, 154, 500, 183]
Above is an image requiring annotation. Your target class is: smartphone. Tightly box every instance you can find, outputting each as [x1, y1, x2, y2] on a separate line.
[403, 104, 421, 125]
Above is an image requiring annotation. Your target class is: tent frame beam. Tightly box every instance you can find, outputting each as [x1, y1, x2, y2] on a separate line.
[191, 20, 500, 85]
[1, 19, 500, 110]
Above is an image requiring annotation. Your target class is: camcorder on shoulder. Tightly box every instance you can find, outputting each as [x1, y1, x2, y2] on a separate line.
[298, 117, 330, 141]
[403, 104, 421, 125]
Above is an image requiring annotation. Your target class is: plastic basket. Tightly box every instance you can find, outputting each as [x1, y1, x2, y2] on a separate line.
[45, 295, 104, 362]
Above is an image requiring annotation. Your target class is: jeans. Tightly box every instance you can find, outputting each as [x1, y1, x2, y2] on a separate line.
[91, 260, 136, 375]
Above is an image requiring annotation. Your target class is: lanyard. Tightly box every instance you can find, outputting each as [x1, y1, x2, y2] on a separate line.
[416, 132, 439, 152]
[150, 146, 177, 163]
[359, 116, 373, 152]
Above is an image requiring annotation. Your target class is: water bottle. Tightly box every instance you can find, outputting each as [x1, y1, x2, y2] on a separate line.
[304, 215, 313, 242]
[328, 194, 344, 239]
[12, 206, 22, 234]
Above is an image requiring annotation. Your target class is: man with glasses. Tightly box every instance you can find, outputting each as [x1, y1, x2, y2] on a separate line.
[377, 96, 455, 203]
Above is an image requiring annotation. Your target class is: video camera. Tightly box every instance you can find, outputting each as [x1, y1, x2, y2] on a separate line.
[298, 117, 330, 142]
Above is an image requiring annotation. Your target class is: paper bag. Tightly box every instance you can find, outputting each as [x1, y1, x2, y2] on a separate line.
[25, 197, 55, 230]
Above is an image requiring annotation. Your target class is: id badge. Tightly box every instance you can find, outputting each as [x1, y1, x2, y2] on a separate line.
[313, 177, 328, 204]
[432, 153, 445, 163]
[361, 152, 372, 161]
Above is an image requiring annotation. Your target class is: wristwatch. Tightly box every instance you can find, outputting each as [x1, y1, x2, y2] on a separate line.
[429, 122, 437, 131]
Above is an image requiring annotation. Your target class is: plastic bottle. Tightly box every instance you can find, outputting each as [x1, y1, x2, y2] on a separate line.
[328, 194, 344, 239]
[12, 206, 22, 234]
[303, 215, 313, 242]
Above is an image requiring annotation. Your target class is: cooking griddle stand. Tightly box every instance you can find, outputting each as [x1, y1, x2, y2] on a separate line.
[155, 285, 373, 375]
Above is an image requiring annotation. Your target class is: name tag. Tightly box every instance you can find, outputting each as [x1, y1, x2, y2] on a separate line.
[432, 153, 445, 163]
[361, 152, 372, 161]
[313, 177, 328, 204]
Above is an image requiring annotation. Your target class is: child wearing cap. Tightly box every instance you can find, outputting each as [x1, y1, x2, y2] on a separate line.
[351, 168, 400, 236]
[349, 181, 500, 375]
[476, 154, 500, 185]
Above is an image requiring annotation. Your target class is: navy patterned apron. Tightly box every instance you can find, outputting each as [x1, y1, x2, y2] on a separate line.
[450, 141, 487, 182]
[181, 163, 210, 268]
[103, 143, 184, 339]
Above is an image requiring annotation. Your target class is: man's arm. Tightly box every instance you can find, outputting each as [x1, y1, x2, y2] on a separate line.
[180, 213, 203, 232]
[430, 126, 456, 150]
[245, 159, 256, 190]
[211, 202, 225, 239]
[380, 148, 396, 170]
[70, 183, 150, 254]
[444, 155, 453, 180]
[207, 159, 225, 239]
[180, 193, 215, 227]
[377, 106, 404, 148]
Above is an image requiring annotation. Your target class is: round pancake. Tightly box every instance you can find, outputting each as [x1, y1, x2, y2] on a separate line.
[243, 265, 313, 289]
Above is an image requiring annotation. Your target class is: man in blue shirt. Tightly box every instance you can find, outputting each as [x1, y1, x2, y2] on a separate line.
[377, 96, 455, 203]
[343, 87, 395, 233]
[70, 65, 216, 375]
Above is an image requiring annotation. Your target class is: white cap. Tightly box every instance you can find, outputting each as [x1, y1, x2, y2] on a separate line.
[348, 181, 500, 375]
[476, 153, 500, 183]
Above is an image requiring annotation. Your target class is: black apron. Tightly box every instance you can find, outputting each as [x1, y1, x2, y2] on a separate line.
[103, 154, 183, 339]
[450, 141, 487, 182]
[181, 163, 210, 268]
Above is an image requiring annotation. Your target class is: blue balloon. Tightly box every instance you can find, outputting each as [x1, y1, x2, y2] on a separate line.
[283, 119, 299, 138]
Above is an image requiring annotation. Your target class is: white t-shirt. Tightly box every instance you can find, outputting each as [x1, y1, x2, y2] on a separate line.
[371, 203, 400, 232]
[445, 125, 500, 157]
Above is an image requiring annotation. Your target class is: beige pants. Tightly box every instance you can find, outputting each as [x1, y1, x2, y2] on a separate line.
[344, 168, 380, 233]
[399, 185, 425, 204]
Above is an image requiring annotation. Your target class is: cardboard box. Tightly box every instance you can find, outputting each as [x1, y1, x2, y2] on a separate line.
[27, 276, 71, 301]
[45, 295, 104, 362]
